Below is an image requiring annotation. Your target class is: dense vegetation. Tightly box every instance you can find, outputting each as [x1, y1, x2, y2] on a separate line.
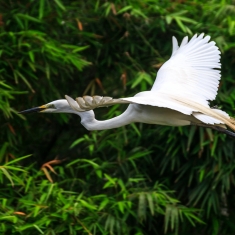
[1, 0, 235, 234]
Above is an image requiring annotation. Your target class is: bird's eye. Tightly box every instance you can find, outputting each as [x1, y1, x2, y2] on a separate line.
[48, 104, 56, 109]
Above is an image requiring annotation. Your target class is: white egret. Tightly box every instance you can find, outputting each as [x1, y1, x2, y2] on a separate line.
[19, 33, 235, 137]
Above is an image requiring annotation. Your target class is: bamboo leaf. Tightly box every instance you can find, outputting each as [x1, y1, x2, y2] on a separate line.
[39, 0, 45, 19]
[54, 0, 66, 11]
[0, 167, 14, 186]
[15, 14, 42, 23]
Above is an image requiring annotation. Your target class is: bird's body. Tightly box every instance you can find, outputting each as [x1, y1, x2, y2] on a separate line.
[80, 104, 196, 131]
[126, 104, 195, 126]
[71, 91, 228, 131]
[19, 33, 235, 137]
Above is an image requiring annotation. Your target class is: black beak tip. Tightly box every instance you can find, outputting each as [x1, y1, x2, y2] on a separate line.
[18, 107, 45, 114]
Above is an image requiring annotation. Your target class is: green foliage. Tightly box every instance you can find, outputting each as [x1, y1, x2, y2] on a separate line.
[1, 0, 235, 234]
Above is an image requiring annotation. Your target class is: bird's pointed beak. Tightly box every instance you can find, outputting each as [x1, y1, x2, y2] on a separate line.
[18, 105, 47, 114]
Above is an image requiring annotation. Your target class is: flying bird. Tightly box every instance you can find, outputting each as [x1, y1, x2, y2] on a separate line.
[19, 33, 235, 137]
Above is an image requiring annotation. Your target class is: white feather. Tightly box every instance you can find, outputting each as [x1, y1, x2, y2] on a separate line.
[151, 33, 221, 103]
[171, 36, 179, 56]
[193, 113, 223, 124]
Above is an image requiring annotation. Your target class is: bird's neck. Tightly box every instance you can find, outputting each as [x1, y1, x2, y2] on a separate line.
[77, 107, 134, 131]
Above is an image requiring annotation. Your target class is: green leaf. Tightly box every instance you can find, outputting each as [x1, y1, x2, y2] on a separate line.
[70, 138, 85, 148]
[5, 155, 31, 166]
[138, 193, 146, 220]
[0, 167, 14, 186]
[146, 193, 154, 215]
[117, 6, 132, 14]
[39, 0, 45, 19]
[54, 0, 66, 11]
[28, 51, 35, 63]
[15, 14, 42, 23]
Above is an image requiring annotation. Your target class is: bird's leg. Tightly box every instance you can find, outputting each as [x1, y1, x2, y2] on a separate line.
[191, 122, 235, 139]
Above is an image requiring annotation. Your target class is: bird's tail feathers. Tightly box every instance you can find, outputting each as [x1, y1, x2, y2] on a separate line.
[175, 97, 235, 132]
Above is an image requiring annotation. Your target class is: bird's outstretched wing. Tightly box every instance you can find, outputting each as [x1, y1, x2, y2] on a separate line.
[151, 33, 221, 104]
[65, 34, 228, 125]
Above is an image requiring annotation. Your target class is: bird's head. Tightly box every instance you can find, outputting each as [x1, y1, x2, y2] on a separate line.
[19, 99, 76, 114]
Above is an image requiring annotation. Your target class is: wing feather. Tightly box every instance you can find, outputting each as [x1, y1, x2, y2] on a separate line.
[171, 36, 179, 56]
[65, 95, 130, 112]
[151, 34, 221, 103]
[65, 34, 235, 129]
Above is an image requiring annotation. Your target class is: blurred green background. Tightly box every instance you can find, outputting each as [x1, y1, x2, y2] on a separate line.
[1, 0, 235, 234]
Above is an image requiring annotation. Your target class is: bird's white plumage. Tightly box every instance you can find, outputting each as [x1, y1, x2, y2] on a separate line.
[119, 91, 228, 125]
[66, 34, 230, 127]
[120, 92, 196, 115]
[193, 113, 223, 124]
[21, 33, 235, 134]
[151, 33, 221, 104]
